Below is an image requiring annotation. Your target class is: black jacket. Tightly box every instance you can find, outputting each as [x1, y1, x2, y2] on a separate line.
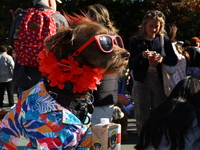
[93, 74, 118, 107]
[185, 47, 200, 67]
[129, 35, 177, 83]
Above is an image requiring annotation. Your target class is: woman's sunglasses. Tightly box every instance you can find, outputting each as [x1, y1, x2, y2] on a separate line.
[71, 34, 124, 57]
[147, 12, 163, 18]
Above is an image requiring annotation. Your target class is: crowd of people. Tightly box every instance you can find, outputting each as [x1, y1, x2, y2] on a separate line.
[0, 0, 200, 149]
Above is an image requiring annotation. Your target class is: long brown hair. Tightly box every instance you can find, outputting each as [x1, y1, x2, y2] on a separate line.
[87, 4, 118, 34]
[166, 23, 178, 42]
[136, 10, 166, 39]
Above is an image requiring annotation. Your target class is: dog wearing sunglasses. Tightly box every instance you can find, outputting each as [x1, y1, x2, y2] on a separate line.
[0, 14, 129, 149]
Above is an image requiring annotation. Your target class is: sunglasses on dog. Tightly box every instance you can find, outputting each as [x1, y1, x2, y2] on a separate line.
[71, 34, 124, 57]
[147, 12, 163, 18]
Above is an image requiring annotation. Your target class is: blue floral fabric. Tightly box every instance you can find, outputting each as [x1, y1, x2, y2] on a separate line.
[0, 79, 92, 150]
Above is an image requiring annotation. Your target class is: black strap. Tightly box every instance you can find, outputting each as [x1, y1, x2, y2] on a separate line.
[45, 78, 94, 125]
[51, 93, 93, 125]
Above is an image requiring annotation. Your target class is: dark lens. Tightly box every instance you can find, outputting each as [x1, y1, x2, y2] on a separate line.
[148, 12, 156, 17]
[151, 12, 156, 17]
[157, 13, 163, 17]
[99, 36, 112, 51]
[116, 37, 123, 48]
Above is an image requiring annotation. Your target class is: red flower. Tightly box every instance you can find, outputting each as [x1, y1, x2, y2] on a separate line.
[38, 50, 104, 93]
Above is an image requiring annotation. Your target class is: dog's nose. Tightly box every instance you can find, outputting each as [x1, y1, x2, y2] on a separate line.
[122, 51, 130, 60]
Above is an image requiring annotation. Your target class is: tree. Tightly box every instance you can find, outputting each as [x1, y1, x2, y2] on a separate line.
[147, 0, 200, 41]
[0, 0, 32, 46]
[0, 0, 199, 49]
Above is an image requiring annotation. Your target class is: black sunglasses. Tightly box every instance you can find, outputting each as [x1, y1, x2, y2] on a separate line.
[147, 12, 163, 18]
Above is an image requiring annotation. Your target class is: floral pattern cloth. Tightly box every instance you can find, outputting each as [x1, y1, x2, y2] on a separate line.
[0, 79, 92, 150]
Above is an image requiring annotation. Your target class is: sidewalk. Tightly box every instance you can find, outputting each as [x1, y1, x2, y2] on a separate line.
[121, 110, 138, 150]
[1, 93, 138, 149]
[0, 93, 18, 111]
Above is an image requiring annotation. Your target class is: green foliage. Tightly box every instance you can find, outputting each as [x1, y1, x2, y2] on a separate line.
[0, 0, 199, 49]
[0, 0, 32, 46]
[60, 0, 157, 49]
[153, 0, 200, 41]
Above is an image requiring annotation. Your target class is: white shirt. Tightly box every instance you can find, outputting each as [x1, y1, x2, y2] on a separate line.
[0, 52, 15, 82]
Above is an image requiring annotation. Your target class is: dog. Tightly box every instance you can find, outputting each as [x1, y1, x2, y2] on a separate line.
[0, 14, 129, 149]
[112, 94, 130, 142]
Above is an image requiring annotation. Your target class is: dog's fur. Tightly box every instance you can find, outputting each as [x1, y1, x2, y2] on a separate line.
[0, 15, 129, 148]
[0, 17, 130, 120]
[112, 97, 128, 142]
[112, 105, 124, 121]
[45, 15, 129, 100]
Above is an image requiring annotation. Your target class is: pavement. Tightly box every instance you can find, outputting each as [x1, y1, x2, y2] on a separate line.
[1, 93, 138, 149]
[121, 110, 138, 150]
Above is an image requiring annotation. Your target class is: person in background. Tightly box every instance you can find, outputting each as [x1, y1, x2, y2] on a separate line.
[175, 43, 190, 69]
[11, 50, 19, 98]
[118, 67, 129, 96]
[135, 76, 200, 150]
[7, 0, 69, 96]
[86, 4, 120, 125]
[129, 10, 177, 134]
[182, 40, 191, 51]
[181, 40, 191, 67]
[86, 4, 118, 33]
[0, 45, 15, 107]
[165, 23, 186, 95]
[185, 37, 200, 79]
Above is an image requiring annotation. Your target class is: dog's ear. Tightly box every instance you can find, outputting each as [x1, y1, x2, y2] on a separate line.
[45, 27, 74, 60]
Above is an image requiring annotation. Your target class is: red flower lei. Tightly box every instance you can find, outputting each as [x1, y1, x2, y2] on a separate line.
[38, 50, 103, 93]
